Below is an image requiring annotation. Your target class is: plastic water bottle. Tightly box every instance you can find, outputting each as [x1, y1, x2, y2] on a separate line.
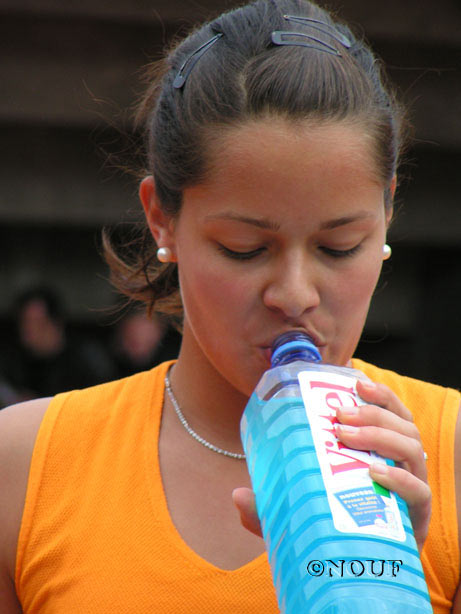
[240, 331, 432, 614]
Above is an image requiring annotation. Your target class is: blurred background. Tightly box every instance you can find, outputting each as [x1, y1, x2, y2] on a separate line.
[0, 0, 460, 405]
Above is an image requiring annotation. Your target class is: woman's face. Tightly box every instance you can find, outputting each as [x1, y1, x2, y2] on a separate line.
[155, 119, 392, 397]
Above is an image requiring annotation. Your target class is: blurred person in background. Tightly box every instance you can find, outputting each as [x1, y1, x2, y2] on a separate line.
[111, 309, 181, 378]
[0, 286, 114, 404]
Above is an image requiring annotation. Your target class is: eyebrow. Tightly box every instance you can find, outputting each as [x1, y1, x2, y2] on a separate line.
[206, 210, 375, 231]
[204, 212, 281, 231]
[319, 211, 375, 230]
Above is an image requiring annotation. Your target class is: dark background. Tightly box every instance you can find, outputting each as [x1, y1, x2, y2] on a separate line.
[1, 0, 460, 388]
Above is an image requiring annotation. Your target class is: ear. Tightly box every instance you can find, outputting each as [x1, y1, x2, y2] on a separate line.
[139, 176, 177, 260]
[385, 175, 397, 227]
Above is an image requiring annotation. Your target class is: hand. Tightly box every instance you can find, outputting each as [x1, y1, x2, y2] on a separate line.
[335, 379, 431, 551]
[233, 379, 431, 552]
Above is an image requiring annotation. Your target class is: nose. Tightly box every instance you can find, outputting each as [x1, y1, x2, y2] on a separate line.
[262, 251, 321, 319]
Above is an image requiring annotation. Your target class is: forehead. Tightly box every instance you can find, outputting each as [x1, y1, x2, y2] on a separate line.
[196, 118, 383, 202]
[203, 117, 380, 186]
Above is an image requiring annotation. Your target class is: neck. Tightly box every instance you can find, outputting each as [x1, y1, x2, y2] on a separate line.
[168, 330, 249, 455]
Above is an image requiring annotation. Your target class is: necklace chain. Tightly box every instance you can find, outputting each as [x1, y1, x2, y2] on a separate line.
[164, 372, 246, 460]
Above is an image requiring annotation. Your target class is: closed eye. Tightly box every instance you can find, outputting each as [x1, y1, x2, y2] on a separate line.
[217, 245, 265, 260]
[320, 244, 362, 258]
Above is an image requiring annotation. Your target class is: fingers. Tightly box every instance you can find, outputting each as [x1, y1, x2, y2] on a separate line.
[336, 380, 426, 481]
[232, 487, 263, 538]
[356, 379, 413, 422]
[369, 462, 431, 550]
[337, 401, 420, 441]
[335, 421, 427, 482]
[335, 409, 426, 477]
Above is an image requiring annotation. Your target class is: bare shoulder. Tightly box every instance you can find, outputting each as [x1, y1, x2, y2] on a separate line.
[0, 398, 51, 609]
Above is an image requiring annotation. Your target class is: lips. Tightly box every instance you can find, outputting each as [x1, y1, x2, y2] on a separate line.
[261, 329, 325, 352]
[259, 329, 326, 362]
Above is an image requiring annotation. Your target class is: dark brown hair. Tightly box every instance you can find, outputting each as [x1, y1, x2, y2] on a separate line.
[104, 0, 405, 324]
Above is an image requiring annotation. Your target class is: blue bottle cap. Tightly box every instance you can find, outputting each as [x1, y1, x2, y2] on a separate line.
[271, 331, 321, 367]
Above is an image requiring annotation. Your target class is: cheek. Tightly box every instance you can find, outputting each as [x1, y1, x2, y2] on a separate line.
[331, 257, 383, 317]
[178, 260, 253, 324]
[327, 259, 383, 364]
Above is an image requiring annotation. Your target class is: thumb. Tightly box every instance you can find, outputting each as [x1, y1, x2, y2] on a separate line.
[232, 487, 263, 538]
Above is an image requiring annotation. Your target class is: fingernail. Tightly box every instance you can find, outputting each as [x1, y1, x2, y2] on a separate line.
[370, 462, 388, 474]
[360, 380, 376, 391]
[336, 424, 359, 434]
[338, 406, 359, 415]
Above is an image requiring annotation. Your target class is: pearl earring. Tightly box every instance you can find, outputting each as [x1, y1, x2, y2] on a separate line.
[382, 244, 392, 260]
[157, 247, 172, 263]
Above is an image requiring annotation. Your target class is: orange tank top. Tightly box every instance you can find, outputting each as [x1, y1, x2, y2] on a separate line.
[15, 360, 459, 613]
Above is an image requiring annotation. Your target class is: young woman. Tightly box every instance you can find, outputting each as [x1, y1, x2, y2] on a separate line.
[1, 1, 460, 612]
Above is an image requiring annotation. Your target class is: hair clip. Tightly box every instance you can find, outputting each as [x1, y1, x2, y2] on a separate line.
[271, 30, 342, 56]
[282, 15, 352, 49]
[173, 33, 223, 89]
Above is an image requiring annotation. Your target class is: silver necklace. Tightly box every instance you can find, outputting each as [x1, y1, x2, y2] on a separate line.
[164, 372, 246, 460]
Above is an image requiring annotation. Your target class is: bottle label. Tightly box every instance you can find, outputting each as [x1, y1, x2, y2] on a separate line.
[298, 370, 405, 542]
